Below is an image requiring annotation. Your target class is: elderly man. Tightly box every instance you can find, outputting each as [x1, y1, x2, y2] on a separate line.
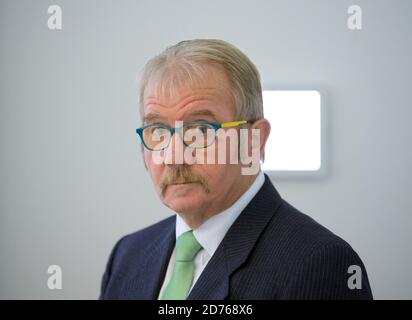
[100, 39, 372, 300]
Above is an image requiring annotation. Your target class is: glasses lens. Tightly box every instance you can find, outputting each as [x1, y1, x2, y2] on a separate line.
[183, 123, 216, 148]
[143, 125, 171, 150]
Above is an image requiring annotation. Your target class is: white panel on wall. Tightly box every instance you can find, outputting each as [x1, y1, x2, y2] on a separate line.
[262, 90, 322, 172]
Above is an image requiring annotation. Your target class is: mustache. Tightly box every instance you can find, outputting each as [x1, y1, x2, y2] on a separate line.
[160, 167, 210, 194]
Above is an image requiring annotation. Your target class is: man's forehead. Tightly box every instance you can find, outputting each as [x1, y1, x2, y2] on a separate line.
[143, 108, 219, 123]
[143, 83, 233, 118]
[144, 79, 229, 107]
[143, 63, 232, 106]
[144, 88, 219, 105]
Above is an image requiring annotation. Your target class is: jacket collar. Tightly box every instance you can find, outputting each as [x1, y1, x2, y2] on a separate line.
[122, 173, 282, 300]
[187, 173, 283, 299]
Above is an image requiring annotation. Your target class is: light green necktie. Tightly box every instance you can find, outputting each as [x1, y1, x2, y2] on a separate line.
[160, 230, 202, 300]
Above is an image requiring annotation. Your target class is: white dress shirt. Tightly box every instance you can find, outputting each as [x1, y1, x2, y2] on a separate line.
[158, 170, 265, 299]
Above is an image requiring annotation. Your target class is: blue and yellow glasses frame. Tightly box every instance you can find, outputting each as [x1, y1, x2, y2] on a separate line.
[136, 120, 248, 151]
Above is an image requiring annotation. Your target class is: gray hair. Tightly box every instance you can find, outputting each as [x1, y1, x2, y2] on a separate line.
[138, 39, 264, 122]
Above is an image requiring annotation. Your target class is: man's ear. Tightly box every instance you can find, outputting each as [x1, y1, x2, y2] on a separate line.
[249, 118, 271, 161]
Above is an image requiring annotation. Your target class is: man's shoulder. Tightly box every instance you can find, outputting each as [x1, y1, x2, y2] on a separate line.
[259, 199, 373, 299]
[105, 215, 174, 274]
[243, 198, 373, 298]
[119, 214, 175, 249]
[263, 199, 357, 258]
[253, 175, 355, 256]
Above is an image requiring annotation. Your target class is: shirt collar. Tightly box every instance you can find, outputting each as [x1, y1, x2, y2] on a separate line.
[175, 170, 265, 256]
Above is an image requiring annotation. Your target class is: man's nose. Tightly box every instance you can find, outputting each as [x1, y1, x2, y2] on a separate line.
[163, 130, 190, 166]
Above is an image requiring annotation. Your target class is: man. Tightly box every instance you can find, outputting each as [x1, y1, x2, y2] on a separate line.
[100, 39, 373, 300]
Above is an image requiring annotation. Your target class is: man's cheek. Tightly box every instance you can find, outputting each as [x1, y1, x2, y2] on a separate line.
[142, 150, 150, 168]
[145, 151, 158, 169]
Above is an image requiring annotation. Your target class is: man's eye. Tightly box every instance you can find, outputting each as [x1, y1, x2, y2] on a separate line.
[187, 124, 213, 134]
[196, 125, 209, 133]
[151, 127, 167, 134]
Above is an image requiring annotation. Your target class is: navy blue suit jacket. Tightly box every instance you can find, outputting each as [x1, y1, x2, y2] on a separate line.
[100, 174, 373, 300]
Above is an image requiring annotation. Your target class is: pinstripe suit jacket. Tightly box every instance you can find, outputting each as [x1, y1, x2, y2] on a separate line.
[100, 174, 373, 300]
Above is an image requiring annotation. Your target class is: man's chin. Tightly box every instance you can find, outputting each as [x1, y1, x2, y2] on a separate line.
[162, 193, 205, 213]
[160, 182, 206, 210]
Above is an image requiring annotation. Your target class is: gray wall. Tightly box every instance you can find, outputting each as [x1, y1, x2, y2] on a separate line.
[1, 0, 411, 299]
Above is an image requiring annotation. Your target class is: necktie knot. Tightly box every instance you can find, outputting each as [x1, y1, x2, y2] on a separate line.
[175, 230, 202, 262]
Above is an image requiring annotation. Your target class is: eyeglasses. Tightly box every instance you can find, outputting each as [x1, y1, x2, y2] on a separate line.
[136, 120, 249, 151]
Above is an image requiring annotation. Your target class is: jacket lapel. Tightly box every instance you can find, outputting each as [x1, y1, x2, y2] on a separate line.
[187, 174, 283, 300]
[121, 217, 176, 299]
